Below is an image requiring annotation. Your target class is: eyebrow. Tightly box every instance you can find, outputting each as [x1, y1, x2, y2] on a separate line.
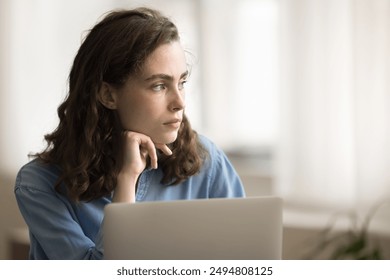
[144, 70, 189, 82]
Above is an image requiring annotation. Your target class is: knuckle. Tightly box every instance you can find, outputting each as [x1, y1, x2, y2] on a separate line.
[123, 131, 151, 145]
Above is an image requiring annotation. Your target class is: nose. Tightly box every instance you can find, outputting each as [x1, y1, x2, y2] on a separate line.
[169, 87, 185, 112]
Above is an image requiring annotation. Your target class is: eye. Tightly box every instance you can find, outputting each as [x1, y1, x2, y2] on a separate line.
[178, 80, 187, 90]
[152, 83, 166, 92]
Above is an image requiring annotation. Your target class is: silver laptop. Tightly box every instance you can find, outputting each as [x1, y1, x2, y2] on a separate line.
[103, 196, 283, 260]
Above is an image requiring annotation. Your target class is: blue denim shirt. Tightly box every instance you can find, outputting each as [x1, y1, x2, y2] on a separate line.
[14, 135, 245, 259]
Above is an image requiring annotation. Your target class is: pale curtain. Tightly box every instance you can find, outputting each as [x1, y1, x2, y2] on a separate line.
[275, 0, 390, 210]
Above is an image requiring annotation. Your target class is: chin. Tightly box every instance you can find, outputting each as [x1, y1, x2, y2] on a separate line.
[153, 132, 178, 145]
[164, 135, 179, 145]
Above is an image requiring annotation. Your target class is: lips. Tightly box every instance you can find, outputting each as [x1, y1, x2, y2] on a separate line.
[163, 119, 182, 130]
[163, 118, 182, 125]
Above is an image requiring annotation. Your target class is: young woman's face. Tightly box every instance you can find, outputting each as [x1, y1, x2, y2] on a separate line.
[112, 41, 188, 145]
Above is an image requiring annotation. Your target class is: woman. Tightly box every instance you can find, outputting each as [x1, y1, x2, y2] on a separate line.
[14, 7, 245, 260]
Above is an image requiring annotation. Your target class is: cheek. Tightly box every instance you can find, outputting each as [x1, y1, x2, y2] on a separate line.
[116, 100, 155, 131]
[117, 110, 136, 129]
[115, 99, 136, 128]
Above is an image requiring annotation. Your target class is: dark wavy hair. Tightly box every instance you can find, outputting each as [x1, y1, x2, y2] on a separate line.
[34, 7, 207, 202]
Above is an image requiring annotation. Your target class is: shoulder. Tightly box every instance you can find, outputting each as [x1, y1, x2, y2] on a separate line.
[196, 134, 246, 198]
[15, 159, 61, 193]
[197, 134, 230, 168]
[197, 134, 222, 157]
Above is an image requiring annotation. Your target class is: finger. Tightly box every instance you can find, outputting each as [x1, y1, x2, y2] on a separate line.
[154, 143, 173, 156]
[123, 131, 158, 169]
[140, 138, 158, 169]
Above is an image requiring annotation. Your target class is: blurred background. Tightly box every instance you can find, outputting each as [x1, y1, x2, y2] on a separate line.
[1, 0, 390, 259]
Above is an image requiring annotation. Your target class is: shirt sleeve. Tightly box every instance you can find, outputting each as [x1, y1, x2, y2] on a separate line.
[15, 176, 103, 260]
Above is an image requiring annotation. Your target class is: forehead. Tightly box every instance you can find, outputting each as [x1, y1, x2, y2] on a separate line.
[140, 41, 187, 78]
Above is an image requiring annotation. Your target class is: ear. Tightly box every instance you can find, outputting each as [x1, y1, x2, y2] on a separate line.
[98, 82, 118, 110]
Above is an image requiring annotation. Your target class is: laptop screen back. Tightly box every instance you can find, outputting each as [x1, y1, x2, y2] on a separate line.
[103, 196, 283, 260]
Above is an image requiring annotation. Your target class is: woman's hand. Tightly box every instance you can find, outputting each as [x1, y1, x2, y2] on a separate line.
[112, 131, 172, 203]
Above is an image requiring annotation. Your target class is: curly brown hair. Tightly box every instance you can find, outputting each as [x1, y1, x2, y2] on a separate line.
[34, 8, 207, 202]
